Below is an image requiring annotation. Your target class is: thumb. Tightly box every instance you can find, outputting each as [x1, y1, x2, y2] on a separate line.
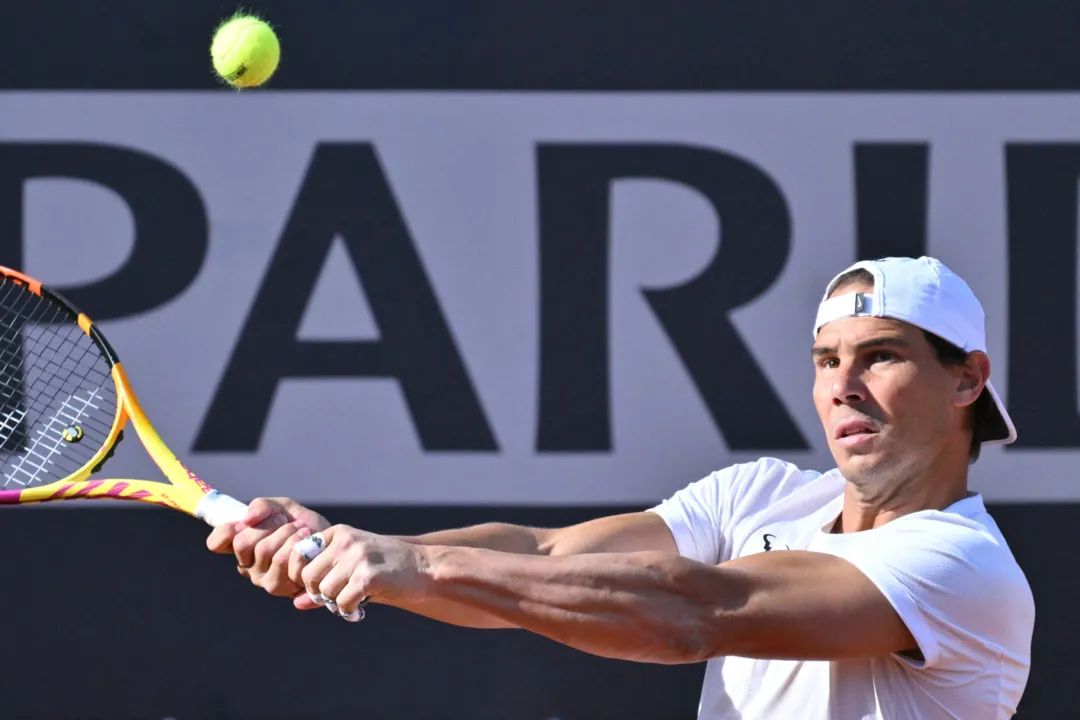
[293, 592, 321, 611]
[275, 497, 327, 532]
[241, 497, 281, 527]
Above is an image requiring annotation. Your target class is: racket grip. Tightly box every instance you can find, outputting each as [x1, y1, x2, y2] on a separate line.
[194, 490, 250, 527]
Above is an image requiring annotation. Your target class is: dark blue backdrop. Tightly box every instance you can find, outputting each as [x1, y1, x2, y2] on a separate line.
[0, 2, 1075, 717]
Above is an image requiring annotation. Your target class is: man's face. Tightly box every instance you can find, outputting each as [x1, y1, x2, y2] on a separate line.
[811, 283, 972, 487]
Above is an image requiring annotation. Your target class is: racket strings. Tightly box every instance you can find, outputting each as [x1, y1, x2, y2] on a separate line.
[0, 279, 118, 489]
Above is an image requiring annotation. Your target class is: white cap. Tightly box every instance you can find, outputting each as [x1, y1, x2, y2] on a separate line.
[814, 256, 1016, 446]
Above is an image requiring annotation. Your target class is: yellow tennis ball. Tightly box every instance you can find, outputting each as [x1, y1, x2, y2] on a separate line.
[211, 14, 280, 88]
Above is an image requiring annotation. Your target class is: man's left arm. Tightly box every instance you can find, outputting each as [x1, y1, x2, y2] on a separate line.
[292, 526, 914, 665]
[420, 544, 915, 664]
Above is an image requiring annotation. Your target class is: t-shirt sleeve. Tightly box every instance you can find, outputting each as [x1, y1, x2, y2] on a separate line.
[819, 520, 1033, 672]
[647, 465, 738, 566]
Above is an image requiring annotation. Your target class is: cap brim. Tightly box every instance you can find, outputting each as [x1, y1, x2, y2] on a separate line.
[980, 381, 1017, 446]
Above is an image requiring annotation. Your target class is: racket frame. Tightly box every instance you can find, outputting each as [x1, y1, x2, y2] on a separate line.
[0, 265, 245, 526]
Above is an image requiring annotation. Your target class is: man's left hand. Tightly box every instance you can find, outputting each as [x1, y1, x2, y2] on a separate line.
[290, 525, 432, 615]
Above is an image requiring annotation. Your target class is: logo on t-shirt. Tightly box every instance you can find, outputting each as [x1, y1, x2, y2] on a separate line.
[763, 533, 790, 551]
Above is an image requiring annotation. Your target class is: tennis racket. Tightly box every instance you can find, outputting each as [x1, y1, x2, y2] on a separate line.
[0, 266, 331, 533]
[0, 266, 355, 613]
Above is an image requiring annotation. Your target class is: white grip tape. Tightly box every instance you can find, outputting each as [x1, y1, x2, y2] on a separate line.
[293, 532, 326, 562]
[194, 491, 249, 527]
[310, 592, 364, 622]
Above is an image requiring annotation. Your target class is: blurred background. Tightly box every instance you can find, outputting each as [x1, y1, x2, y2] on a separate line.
[1, 1, 1078, 718]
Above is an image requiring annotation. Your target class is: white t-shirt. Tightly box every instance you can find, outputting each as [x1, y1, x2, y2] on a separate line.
[649, 457, 1034, 720]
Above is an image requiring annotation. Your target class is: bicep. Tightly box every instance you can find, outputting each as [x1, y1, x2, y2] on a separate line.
[540, 512, 678, 556]
[715, 550, 916, 661]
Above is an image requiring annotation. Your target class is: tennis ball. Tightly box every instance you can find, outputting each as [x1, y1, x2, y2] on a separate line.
[211, 14, 280, 88]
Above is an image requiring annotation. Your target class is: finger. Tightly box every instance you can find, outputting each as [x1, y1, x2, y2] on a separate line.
[298, 541, 338, 598]
[251, 522, 303, 588]
[241, 497, 283, 528]
[316, 525, 344, 544]
[233, 514, 290, 568]
[335, 583, 372, 617]
[271, 526, 311, 569]
[289, 533, 324, 581]
[293, 592, 322, 611]
[339, 606, 365, 623]
[251, 522, 302, 572]
[288, 526, 340, 584]
[206, 521, 241, 554]
[316, 560, 353, 605]
[260, 527, 312, 597]
[279, 497, 318, 522]
[300, 522, 344, 554]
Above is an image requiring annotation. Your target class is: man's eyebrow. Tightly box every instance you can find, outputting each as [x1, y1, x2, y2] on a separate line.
[811, 336, 909, 358]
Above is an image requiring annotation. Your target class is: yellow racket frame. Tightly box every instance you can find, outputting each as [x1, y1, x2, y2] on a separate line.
[0, 266, 244, 525]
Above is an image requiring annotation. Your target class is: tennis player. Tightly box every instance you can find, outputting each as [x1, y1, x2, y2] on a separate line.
[209, 256, 1034, 719]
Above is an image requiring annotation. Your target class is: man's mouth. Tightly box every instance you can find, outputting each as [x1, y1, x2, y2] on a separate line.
[833, 419, 880, 445]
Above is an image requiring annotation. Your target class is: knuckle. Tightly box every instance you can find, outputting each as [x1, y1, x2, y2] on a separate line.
[263, 573, 294, 597]
[252, 547, 271, 568]
[329, 525, 354, 546]
[234, 533, 256, 555]
[253, 540, 280, 567]
[252, 535, 272, 558]
[252, 526, 287, 561]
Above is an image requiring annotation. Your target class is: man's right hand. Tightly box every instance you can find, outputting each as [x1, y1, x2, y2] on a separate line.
[206, 497, 331, 602]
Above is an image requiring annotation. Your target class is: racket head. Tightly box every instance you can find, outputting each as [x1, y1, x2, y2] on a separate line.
[0, 266, 214, 515]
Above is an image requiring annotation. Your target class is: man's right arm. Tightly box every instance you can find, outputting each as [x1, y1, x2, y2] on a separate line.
[208, 500, 678, 629]
[398, 512, 678, 558]
[390, 513, 678, 628]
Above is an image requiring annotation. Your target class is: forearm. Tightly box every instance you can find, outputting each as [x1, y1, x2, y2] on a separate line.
[393, 522, 546, 555]
[395, 513, 675, 557]
[380, 524, 546, 629]
[417, 546, 732, 664]
[375, 596, 517, 630]
[382, 515, 677, 630]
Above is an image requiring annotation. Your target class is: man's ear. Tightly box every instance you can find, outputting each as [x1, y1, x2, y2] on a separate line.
[955, 351, 991, 409]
